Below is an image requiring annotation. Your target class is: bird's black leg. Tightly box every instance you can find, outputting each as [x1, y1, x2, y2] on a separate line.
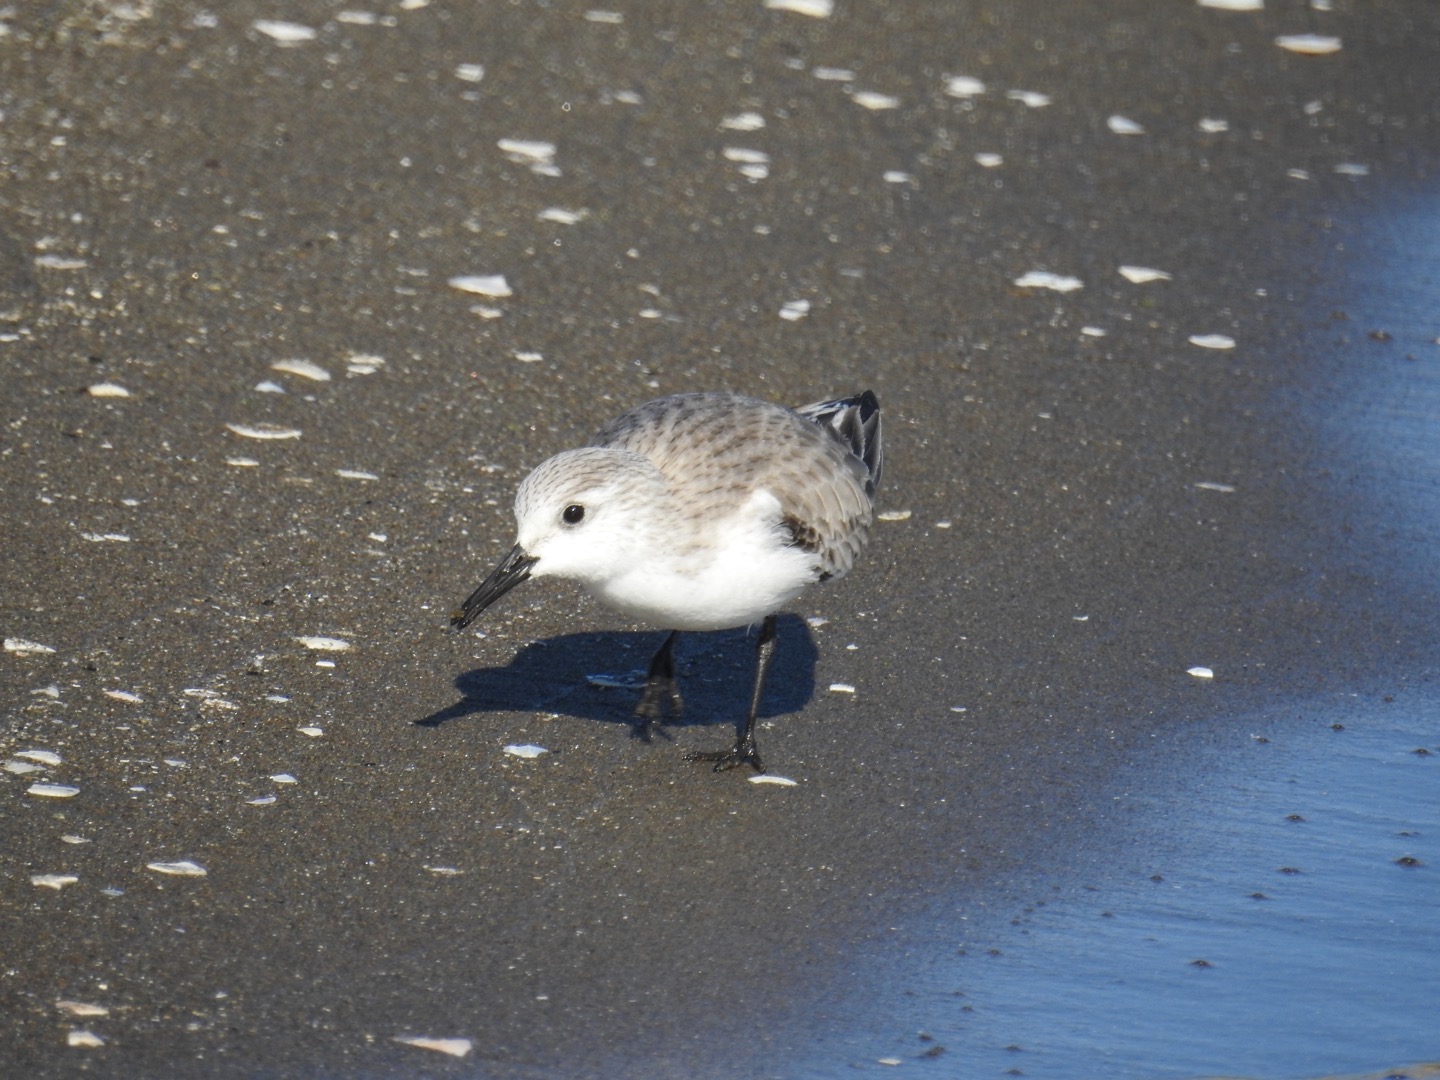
[685, 614, 774, 773]
[633, 630, 683, 740]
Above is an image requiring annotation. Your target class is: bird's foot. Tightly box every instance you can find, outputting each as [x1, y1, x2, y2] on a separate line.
[634, 677, 683, 722]
[632, 677, 683, 741]
[684, 737, 765, 774]
[630, 718, 675, 744]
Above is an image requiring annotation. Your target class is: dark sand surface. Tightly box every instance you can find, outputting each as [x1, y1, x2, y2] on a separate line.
[3, 2, 1439, 1076]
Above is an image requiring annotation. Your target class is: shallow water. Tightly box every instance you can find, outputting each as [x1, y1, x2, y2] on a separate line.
[814, 695, 1439, 1078]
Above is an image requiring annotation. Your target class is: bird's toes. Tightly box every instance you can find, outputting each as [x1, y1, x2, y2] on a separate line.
[630, 719, 674, 744]
[684, 744, 765, 774]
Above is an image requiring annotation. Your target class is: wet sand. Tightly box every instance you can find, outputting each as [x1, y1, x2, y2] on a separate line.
[3, 2, 1439, 1076]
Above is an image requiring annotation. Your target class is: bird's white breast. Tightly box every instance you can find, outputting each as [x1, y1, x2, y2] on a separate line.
[587, 488, 816, 630]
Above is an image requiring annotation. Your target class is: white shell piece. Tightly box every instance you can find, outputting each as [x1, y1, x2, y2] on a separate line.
[1118, 265, 1173, 283]
[16, 750, 62, 765]
[87, 382, 132, 398]
[225, 422, 302, 440]
[877, 509, 912, 521]
[944, 75, 986, 97]
[1188, 334, 1236, 349]
[1006, 89, 1052, 108]
[587, 672, 648, 689]
[32, 874, 80, 889]
[335, 469, 379, 481]
[763, 0, 833, 16]
[394, 1036, 473, 1058]
[1014, 271, 1083, 292]
[974, 152, 1004, 168]
[6, 638, 57, 655]
[104, 689, 144, 703]
[294, 636, 352, 651]
[454, 63, 485, 82]
[27, 783, 80, 798]
[271, 359, 331, 382]
[852, 90, 900, 111]
[828, 683, 857, 694]
[1107, 115, 1145, 135]
[252, 19, 317, 43]
[346, 352, 386, 374]
[57, 1001, 110, 1017]
[146, 860, 208, 876]
[1199, 0, 1262, 9]
[1198, 117, 1230, 133]
[448, 274, 513, 297]
[720, 111, 765, 131]
[1188, 666, 1215, 679]
[67, 1030, 106, 1048]
[779, 300, 810, 321]
[503, 744, 549, 759]
[1276, 33, 1341, 54]
[722, 147, 770, 164]
[496, 139, 556, 163]
[749, 775, 798, 786]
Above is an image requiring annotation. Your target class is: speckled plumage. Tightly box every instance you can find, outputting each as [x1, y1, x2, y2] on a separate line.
[591, 391, 879, 583]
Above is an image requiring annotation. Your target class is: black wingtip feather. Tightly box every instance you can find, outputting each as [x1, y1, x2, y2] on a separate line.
[795, 390, 883, 493]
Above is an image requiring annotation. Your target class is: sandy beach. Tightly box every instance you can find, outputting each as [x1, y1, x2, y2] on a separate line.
[3, 2, 1439, 1076]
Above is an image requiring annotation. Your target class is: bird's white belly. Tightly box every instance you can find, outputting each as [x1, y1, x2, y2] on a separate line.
[589, 492, 817, 630]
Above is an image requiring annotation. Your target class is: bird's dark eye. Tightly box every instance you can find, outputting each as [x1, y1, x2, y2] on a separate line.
[562, 504, 585, 525]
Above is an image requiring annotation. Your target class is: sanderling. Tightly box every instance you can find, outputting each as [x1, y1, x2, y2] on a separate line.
[451, 390, 883, 772]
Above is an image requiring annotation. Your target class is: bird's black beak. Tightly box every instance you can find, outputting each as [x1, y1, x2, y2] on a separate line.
[450, 544, 539, 629]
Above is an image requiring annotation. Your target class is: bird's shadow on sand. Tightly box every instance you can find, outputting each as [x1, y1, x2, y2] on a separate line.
[418, 613, 817, 734]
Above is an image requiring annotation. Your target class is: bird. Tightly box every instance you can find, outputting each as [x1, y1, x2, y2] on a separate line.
[450, 390, 883, 773]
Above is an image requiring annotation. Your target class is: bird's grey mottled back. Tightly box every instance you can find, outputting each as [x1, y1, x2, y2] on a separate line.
[592, 391, 881, 581]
